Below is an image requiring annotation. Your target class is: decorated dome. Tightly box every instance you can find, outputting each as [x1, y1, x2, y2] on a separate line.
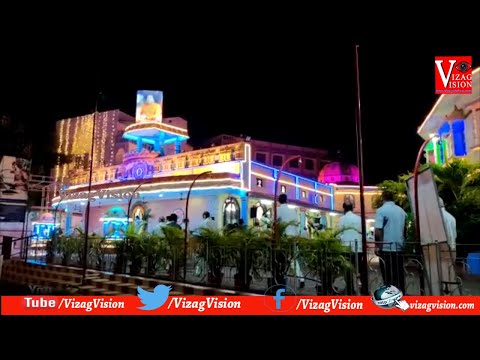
[318, 162, 359, 184]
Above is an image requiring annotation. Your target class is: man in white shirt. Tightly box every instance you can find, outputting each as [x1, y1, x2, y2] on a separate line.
[200, 211, 217, 231]
[154, 216, 167, 233]
[439, 197, 457, 258]
[375, 191, 407, 293]
[337, 202, 363, 294]
[277, 194, 304, 287]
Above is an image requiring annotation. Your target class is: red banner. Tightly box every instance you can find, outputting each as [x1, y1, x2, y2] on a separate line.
[1, 296, 480, 315]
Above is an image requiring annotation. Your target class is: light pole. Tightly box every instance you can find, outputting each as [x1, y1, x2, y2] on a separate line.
[82, 92, 101, 284]
[273, 155, 301, 243]
[353, 45, 369, 295]
[413, 135, 439, 244]
[53, 196, 64, 232]
[183, 170, 212, 281]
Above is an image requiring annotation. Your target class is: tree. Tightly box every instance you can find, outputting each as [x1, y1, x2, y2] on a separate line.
[375, 159, 480, 256]
[431, 158, 480, 205]
[431, 159, 480, 257]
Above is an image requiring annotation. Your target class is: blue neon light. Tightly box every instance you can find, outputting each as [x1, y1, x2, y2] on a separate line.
[123, 134, 157, 145]
[295, 176, 300, 200]
[251, 161, 334, 192]
[32, 223, 57, 240]
[452, 120, 466, 156]
[438, 122, 450, 136]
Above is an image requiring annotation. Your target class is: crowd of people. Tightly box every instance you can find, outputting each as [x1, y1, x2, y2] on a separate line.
[147, 190, 458, 295]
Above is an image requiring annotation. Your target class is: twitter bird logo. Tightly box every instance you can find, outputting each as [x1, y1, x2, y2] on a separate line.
[137, 285, 172, 310]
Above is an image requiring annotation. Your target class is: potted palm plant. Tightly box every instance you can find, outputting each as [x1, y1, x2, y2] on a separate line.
[143, 231, 167, 276]
[298, 228, 353, 295]
[267, 221, 302, 290]
[191, 228, 229, 287]
[160, 225, 184, 281]
[228, 226, 270, 291]
[124, 223, 145, 276]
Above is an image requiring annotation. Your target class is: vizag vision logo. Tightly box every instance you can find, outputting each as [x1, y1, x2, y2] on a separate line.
[434, 56, 472, 94]
[372, 285, 409, 312]
[59, 189, 140, 202]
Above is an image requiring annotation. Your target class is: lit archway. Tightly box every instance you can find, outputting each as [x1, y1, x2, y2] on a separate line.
[223, 197, 240, 227]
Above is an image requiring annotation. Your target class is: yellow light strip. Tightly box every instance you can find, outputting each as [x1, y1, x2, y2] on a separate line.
[64, 177, 242, 192]
[251, 171, 332, 196]
[331, 184, 379, 189]
[334, 191, 381, 195]
[52, 185, 245, 204]
[125, 124, 189, 138]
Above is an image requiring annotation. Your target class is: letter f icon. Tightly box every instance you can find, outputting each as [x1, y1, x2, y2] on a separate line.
[273, 289, 285, 310]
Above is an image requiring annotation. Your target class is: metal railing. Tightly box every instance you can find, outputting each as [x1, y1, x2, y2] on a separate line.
[17, 236, 480, 296]
[0, 236, 32, 261]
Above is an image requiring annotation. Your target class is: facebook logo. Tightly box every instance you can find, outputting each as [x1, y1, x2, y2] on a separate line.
[273, 288, 285, 309]
[264, 285, 296, 312]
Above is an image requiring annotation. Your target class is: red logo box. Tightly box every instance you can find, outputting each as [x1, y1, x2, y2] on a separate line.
[435, 56, 472, 94]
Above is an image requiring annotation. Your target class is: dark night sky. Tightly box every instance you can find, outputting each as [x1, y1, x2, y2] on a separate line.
[0, 23, 478, 185]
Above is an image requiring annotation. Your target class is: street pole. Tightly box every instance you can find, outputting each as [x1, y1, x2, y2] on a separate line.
[82, 93, 101, 284]
[53, 199, 63, 232]
[354, 45, 369, 295]
[183, 171, 212, 281]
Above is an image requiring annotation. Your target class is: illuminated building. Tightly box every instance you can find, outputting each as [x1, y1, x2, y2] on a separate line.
[206, 134, 331, 180]
[418, 67, 480, 164]
[54, 111, 193, 186]
[54, 110, 135, 184]
[318, 162, 380, 238]
[51, 91, 340, 237]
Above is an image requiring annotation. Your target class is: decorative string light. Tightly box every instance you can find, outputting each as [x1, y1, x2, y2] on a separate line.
[56, 120, 65, 181]
[63, 118, 71, 179]
[71, 117, 79, 163]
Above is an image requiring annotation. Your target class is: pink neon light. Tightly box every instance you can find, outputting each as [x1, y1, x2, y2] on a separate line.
[318, 162, 359, 184]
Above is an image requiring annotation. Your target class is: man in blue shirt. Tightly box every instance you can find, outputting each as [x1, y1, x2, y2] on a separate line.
[375, 190, 407, 293]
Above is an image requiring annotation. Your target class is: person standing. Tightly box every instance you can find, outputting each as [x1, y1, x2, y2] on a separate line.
[277, 194, 305, 288]
[375, 190, 407, 294]
[439, 197, 457, 259]
[336, 202, 363, 295]
[200, 211, 217, 231]
[154, 216, 167, 233]
[166, 213, 182, 230]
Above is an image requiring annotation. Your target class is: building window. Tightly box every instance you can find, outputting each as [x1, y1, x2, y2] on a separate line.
[255, 152, 267, 164]
[314, 194, 324, 204]
[281, 185, 286, 193]
[304, 158, 315, 171]
[256, 178, 263, 187]
[289, 158, 299, 168]
[223, 197, 240, 226]
[272, 154, 283, 167]
[301, 191, 306, 198]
